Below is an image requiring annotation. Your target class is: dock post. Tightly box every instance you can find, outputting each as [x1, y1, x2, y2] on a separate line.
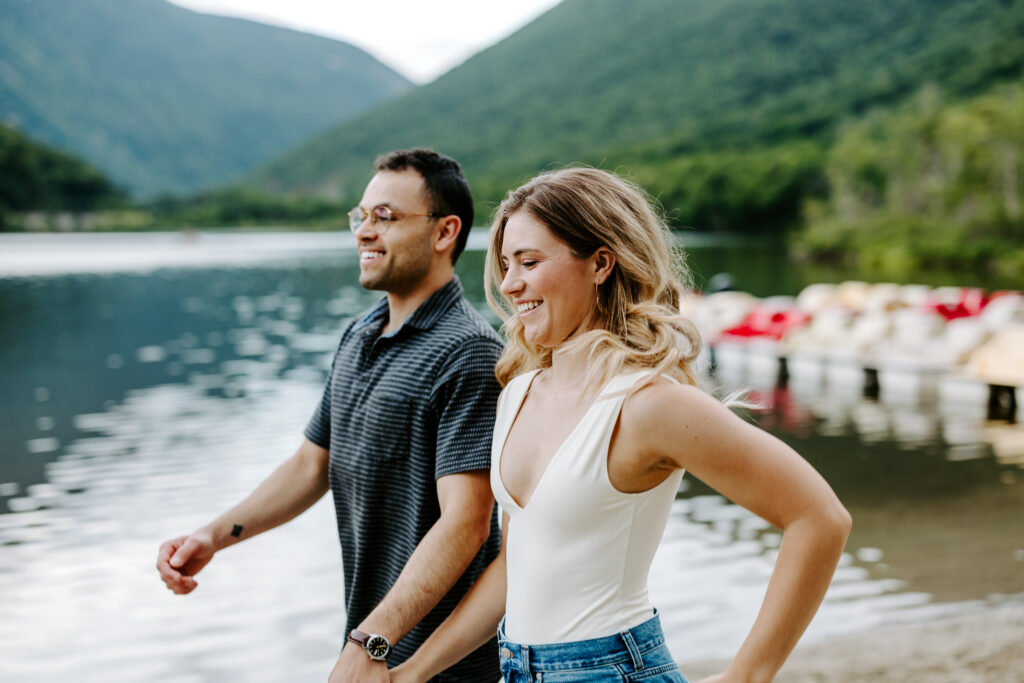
[776, 356, 789, 388]
[987, 385, 1018, 422]
[863, 368, 880, 400]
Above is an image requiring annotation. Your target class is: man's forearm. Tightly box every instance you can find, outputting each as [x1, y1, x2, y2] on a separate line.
[354, 504, 492, 644]
[393, 547, 507, 682]
[201, 439, 330, 550]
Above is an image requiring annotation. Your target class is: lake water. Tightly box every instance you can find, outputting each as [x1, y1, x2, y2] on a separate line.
[1, 231, 1022, 682]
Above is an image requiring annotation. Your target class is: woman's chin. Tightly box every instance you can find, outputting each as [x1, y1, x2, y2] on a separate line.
[522, 329, 551, 348]
[527, 334, 566, 350]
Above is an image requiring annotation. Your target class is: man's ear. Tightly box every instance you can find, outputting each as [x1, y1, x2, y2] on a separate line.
[434, 216, 461, 255]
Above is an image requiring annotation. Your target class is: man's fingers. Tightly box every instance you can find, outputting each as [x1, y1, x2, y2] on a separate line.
[169, 537, 200, 568]
[156, 539, 182, 575]
[156, 545, 179, 579]
[156, 541, 173, 567]
[157, 536, 204, 594]
[174, 577, 198, 593]
[161, 573, 197, 594]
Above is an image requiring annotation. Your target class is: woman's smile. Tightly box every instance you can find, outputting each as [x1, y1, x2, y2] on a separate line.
[516, 300, 543, 315]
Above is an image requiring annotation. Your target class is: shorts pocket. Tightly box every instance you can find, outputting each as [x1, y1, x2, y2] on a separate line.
[624, 661, 687, 681]
[540, 665, 626, 682]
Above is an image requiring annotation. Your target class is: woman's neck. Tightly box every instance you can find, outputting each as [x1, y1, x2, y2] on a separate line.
[544, 342, 591, 389]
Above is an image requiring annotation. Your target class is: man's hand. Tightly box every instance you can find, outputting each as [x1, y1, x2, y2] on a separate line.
[388, 661, 424, 683]
[156, 532, 215, 594]
[328, 642, 391, 683]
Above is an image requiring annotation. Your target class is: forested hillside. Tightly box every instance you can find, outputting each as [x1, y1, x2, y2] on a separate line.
[254, 0, 1024, 236]
[0, 124, 123, 229]
[795, 82, 1024, 273]
[0, 0, 411, 197]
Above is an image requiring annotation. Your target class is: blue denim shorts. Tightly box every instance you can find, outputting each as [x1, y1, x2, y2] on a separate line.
[497, 611, 688, 682]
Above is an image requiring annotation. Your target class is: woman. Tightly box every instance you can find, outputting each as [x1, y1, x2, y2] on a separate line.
[390, 168, 851, 683]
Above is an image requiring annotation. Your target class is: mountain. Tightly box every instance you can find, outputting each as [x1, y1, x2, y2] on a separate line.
[0, 0, 412, 197]
[0, 123, 122, 213]
[252, 0, 1024, 231]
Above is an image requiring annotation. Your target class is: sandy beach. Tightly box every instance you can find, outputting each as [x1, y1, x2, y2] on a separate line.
[680, 602, 1024, 683]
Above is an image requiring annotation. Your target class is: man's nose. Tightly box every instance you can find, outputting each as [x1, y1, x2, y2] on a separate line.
[353, 217, 379, 240]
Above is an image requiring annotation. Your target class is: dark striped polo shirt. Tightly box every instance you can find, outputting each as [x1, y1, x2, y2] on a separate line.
[305, 276, 503, 682]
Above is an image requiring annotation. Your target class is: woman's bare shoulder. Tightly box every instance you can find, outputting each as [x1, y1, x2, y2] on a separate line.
[625, 378, 725, 423]
[618, 378, 749, 469]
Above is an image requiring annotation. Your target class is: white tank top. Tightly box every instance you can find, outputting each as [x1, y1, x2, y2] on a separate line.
[491, 370, 685, 644]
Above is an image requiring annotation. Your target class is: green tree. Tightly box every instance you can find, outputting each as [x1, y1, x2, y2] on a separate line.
[796, 83, 1024, 272]
[0, 124, 124, 220]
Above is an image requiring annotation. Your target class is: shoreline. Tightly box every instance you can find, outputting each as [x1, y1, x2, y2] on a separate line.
[680, 601, 1024, 682]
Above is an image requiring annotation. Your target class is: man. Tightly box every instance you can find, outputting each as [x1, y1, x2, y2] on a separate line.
[156, 149, 503, 682]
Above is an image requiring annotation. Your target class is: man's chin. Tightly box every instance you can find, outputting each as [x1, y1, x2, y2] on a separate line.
[358, 271, 387, 291]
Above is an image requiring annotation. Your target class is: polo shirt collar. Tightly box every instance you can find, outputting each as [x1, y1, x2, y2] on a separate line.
[405, 276, 463, 331]
[352, 276, 464, 336]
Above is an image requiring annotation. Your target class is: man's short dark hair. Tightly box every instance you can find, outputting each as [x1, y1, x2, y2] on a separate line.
[374, 149, 474, 264]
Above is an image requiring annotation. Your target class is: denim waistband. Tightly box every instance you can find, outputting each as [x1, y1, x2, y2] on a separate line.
[497, 610, 667, 674]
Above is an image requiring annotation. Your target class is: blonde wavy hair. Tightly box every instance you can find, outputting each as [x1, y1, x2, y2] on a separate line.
[486, 167, 703, 395]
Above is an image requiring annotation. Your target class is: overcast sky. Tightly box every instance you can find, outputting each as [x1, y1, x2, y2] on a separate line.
[168, 0, 563, 84]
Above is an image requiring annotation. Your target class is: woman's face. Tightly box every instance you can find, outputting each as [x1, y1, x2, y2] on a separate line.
[499, 210, 602, 348]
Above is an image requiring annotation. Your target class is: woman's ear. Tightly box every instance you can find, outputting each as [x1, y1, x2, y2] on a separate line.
[593, 247, 616, 285]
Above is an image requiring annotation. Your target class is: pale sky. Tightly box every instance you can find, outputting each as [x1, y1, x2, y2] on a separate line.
[168, 0, 563, 84]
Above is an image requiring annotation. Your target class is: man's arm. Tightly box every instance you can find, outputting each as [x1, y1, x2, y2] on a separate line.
[156, 437, 330, 594]
[328, 469, 494, 683]
[390, 511, 509, 683]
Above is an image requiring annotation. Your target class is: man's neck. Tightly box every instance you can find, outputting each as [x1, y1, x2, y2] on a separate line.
[381, 268, 454, 336]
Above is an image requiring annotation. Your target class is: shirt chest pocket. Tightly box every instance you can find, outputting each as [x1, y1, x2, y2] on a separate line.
[358, 392, 417, 464]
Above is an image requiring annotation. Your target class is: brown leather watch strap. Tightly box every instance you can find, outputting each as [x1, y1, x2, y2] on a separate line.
[347, 629, 391, 661]
[347, 629, 371, 647]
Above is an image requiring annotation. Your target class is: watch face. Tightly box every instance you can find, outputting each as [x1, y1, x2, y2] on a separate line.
[366, 635, 390, 660]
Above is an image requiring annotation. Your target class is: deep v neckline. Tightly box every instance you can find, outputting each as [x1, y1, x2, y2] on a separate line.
[497, 370, 605, 511]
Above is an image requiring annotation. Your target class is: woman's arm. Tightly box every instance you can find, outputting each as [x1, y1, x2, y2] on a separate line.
[619, 383, 852, 683]
[389, 511, 510, 683]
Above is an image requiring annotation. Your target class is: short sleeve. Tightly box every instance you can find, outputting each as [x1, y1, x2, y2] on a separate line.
[432, 335, 504, 479]
[303, 330, 350, 449]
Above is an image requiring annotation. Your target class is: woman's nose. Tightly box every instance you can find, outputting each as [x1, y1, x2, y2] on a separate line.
[500, 269, 520, 297]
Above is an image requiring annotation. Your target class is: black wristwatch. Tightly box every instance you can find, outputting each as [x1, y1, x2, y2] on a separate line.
[348, 629, 392, 661]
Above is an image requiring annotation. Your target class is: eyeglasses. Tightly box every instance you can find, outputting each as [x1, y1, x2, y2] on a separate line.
[348, 204, 437, 233]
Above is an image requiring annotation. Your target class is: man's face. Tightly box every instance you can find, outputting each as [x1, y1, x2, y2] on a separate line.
[353, 170, 437, 294]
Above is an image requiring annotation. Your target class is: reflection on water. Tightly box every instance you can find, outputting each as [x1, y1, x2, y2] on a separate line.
[1, 232, 1022, 680]
[0, 377, 345, 682]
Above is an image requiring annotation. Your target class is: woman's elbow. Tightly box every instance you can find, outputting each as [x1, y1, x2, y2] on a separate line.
[823, 498, 852, 546]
